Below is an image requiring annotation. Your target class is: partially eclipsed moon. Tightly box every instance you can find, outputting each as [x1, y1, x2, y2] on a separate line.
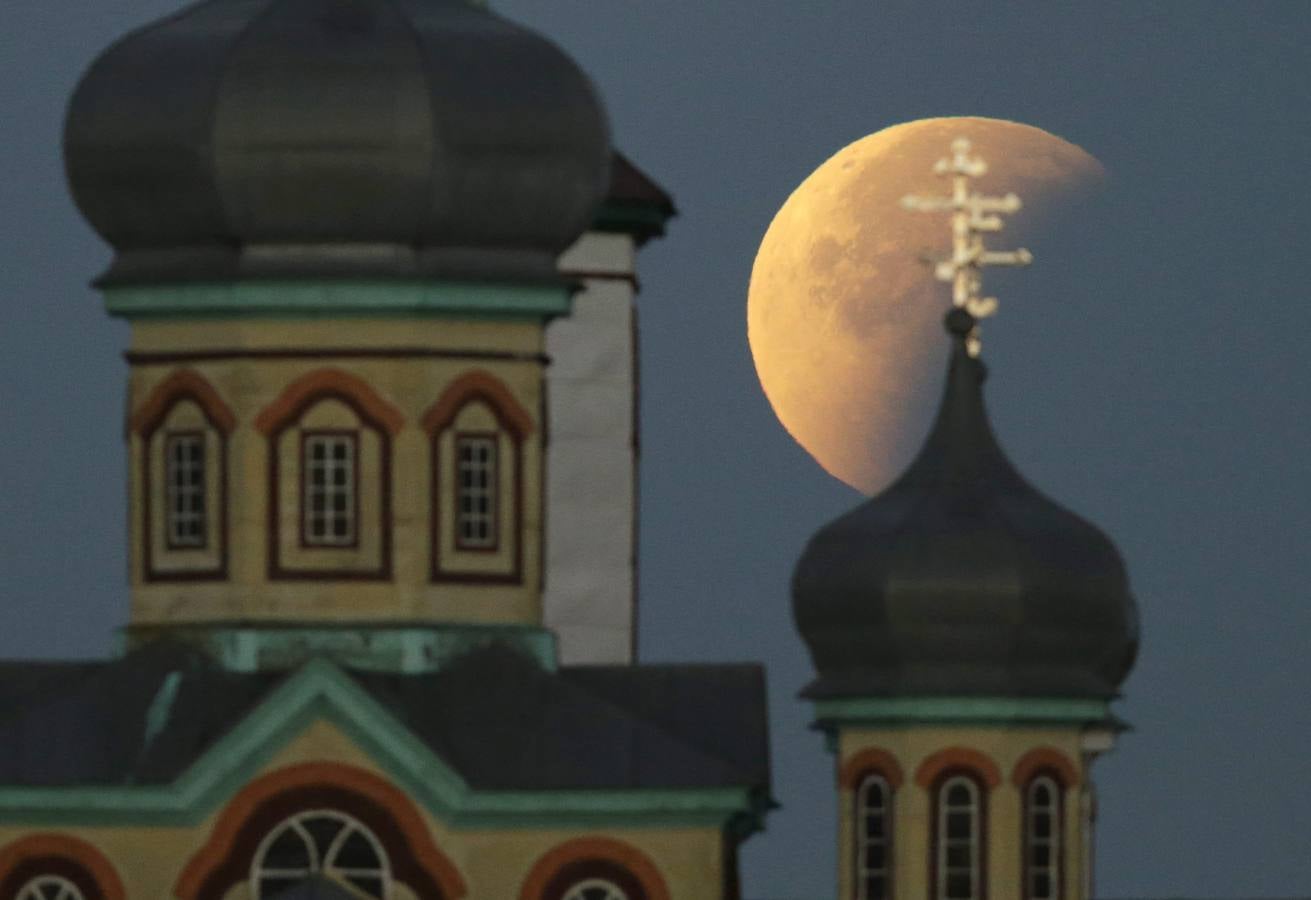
[748, 116, 1105, 495]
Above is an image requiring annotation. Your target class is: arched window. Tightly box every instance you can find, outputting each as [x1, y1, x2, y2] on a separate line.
[423, 370, 534, 584]
[251, 810, 390, 899]
[256, 369, 403, 581]
[561, 878, 631, 900]
[541, 859, 648, 900]
[129, 369, 235, 581]
[935, 774, 984, 900]
[855, 773, 892, 900]
[16, 876, 86, 900]
[1024, 774, 1062, 900]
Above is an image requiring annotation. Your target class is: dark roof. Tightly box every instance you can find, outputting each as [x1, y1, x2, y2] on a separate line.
[792, 309, 1139, 701]
[64, 0, 611, 287]
[608, 154, 675, 212]
[560, 662, 769, 787]
[595, 153, 677, 244]
[0, 641, 769, 794]
[354, 643, 767, 790]
[0, 641, 281, 787]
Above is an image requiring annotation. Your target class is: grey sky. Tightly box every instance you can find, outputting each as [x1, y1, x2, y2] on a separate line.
[2, 3, 1309, 898]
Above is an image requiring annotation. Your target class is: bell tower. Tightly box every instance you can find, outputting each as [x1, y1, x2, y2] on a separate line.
[791, 140, 1138, 900]
[64, 0, 617, 672]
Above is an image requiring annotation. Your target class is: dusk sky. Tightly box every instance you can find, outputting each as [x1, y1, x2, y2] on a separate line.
[2, 3, 1309, 899]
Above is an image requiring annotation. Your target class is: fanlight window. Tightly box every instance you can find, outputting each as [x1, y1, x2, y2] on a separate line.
[562, 879, 630, 900]
[937, 775, 982, 900]
[1025, 776, 1061, 900]
[16, 877, 86, 900]
[856, 773, 892, 900]
[252, 810, 390, 899]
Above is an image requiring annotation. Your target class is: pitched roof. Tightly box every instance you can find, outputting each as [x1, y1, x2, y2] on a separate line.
[0, 640, 280, 786]
[0, 640, 768, 795]
[595, 152, 677, 243]
[352, 643, 766, 790]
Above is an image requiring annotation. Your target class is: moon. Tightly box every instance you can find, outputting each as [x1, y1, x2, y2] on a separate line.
[747, 116, 1105, 495]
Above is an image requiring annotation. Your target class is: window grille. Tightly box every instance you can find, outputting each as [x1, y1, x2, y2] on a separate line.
[856, 773, 892, 900]
[165, 432, 206, 548]
[561, 879, 630, 900]
[252, 809, 390, 899]
[1025, 776, 1061, 900]
[16, 877, 86, 900]
[303, 433, 357, 546]
[937, 775, 982, 900]
[456, 435, 497, 549]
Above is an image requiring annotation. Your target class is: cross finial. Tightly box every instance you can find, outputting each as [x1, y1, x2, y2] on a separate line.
[901, 138, 1032, 357]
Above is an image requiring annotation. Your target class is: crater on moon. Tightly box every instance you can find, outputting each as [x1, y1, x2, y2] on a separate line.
[747, 116, 1105, 494]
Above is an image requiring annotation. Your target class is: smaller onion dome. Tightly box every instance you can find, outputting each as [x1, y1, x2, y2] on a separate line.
[63, 0, 611, 286]
[792, 309, 1139, 700]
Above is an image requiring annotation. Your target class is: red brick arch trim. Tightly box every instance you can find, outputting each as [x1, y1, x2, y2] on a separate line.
[174, 762, 466, 900]
[914, 747, 1002, 789]
[1012, 747, 1080, 788]
[254, 368, 405, 436]
[839, 747, 905, 790]
[422, 369, 535, 438]
[0, 833, 125, 900]
[519, 837, 670, 900]
[130, 368, 236, 437]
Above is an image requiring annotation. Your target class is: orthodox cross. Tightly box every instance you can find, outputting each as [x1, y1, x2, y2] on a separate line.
[901, 138, 1032, 357]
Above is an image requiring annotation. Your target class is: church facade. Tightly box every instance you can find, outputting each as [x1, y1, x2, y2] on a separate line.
[0, 3, 1138, 900]
[0, 2, 766, 898]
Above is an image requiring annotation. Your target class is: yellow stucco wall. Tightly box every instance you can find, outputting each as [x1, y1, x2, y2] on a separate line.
[0, 718, 727, 900]
[126, 318, 547, 628]
[836, 724, 1090, 900]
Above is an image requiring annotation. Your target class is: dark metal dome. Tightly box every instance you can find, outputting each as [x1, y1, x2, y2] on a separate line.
[792, 310, 1139, 700]
[64, 0, 611, 286]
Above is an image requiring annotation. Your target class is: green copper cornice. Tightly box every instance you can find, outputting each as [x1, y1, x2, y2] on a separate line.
[812, 696, 1114, 728]
[103, 280, 572, 322]
[0, 658, 762, 831]
[123, 622, 560, 675]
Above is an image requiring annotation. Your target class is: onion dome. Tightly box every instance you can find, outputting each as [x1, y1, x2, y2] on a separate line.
[63, 0, 611, 286]
[792, 309, 1139, 700]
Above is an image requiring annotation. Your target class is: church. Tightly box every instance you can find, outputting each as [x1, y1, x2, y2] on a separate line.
[0, 2, 1138, 899]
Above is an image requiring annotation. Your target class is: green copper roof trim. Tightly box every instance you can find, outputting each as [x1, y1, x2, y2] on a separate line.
[125, 622, 560, 674]
[140, 670, 184, 751]
[103, 280, 573, 322]
[812, 696, 1113, 726]
[0, 658, 759, 831]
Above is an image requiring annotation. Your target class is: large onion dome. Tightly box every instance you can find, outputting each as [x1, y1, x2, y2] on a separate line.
[64, 0, 611, 286]
[792, 309, 1139, 700]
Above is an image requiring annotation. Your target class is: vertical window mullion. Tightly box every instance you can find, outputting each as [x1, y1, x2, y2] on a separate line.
[455, 434, 498, 550]
[164, 432, 207, 549]
[856, 773, 891, 900]
[1025, 776, 1061, 900]
[303, 433, 357, 548]
[938, 775, 981, 900]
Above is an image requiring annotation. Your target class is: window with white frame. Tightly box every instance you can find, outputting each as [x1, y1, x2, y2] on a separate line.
[856, 773, 892, 900]
[165, 431, 207, 548]
[16, 877, 86, 900]
[251, 809, 390, 899]
[303, 432, 357, 547]
[562, 879, 630, 900]
[455, 435, 497, 550]
[1025, 775, 1061, 900]
[937, 775, 982, 900]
